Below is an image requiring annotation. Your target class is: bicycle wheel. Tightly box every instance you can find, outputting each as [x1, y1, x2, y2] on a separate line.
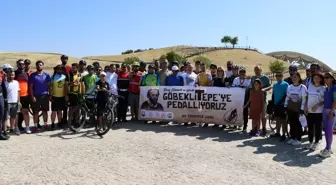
[68, 106, 87, 133]
[268, 114, 276, 131]
[28, 107, 43, 117]
[95, 107, 114, 136]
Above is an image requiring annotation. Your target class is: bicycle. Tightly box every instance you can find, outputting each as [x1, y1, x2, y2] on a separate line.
[67, 91, 115, 136]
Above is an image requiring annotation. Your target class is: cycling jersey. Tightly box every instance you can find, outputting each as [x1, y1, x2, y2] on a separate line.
[141, 73, 159, 86]
[82, 74, 98, 95]
[51, 74, 67, 97]
[68, 72, 81, 93]
[197, 72, 212, 86]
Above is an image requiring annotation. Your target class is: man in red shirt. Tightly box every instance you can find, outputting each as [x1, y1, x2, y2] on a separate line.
[128, 62, 142, 121]
[117, 64, 129, 122]
[61, 55, 71, 75]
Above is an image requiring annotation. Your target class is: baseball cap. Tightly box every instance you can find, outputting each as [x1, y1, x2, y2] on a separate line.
[100, 72, 107, 76]
[2, 64, 13, 69]
[87, 65, 94, 70]
[171, 66, 179, 71]
[210, 64, 217, 69]
[132, 62, 140, 66]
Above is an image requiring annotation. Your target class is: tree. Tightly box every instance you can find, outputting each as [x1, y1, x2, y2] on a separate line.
[165, 51, 187, 66]
[123, 56, 140, 65]
[121, 49, 134, 55]
[148, 48, 154, 50]
[134, 49, 143, 53]
[230, 37, 238, 48]
[193, 55, 211, 67]
[269, 59, 286, 77]
[221, 36, 232, 47]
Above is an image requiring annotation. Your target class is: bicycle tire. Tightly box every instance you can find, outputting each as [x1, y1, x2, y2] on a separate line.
[268, 114, 276, 130]
[95, 107, 114, 136]
[68, 106, 87, 133]
[28, 107, 43, 117]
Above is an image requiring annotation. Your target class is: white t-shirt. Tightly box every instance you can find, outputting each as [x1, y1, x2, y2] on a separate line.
[6, 80, 20, 103]
[80, 71, 89, 77]
[307, 85, 325, 113]
[183, 72, 197, 86]
[107, 72, 118, 95]
[226, 70, 233, 78]
[285, 84, 308, 110]
[232, 77, 251, 88]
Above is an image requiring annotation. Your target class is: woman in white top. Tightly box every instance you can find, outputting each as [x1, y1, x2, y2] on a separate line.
[232, 67, 251, 131]
[305, 72, 325, 150]
[284, 72, 307, 146]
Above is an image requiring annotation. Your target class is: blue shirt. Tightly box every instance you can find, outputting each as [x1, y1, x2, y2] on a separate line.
[166, 75, 183, 86]
[324, 85, 336, 109]
[29, 72, 51, 95]
[273, 81, 289, 105]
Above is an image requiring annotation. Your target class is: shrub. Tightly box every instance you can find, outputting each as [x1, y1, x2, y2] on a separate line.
[123, 56, 140, 65]
[193, 55, 211, 67]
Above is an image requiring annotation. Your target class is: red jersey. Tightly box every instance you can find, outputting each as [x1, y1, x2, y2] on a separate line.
[128, 71, 143, 94]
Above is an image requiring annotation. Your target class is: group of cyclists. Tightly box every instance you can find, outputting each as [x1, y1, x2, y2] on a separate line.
[0, 56, 335, 158]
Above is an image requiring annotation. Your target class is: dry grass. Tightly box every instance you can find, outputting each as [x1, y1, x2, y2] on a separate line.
[1, 45, 288, 74]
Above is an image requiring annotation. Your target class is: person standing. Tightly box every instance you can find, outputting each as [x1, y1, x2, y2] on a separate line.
[183, 64, 198, 126]
[139, 61, 147, 74]
[284, 65, 298, 85]
[128, 62, 143, 121]
[78, 60, 88, 77]
[95, 72, 110, 130]
[67, 63, 82, 122]
[224, 64, 239, 87]
[5, 69, 20, 135]
[197, 63, 213, 127]
[196, 63, 212, 86]
[0, 73, 9, 140]
[14, 59, 31, 133]
[305, 72, 324, 151]
[194, 61, 201, 74]
[117, 64, 130, 122]
[266, 72, 289, 141]
[250, 65, 270, 136]
[50, 65, 68, 129]
[319, 72, 336, 158]
[106, 64, 118, 123]
[24, 59, 32, 74]
[157, 60, 171, 86]
[61, 55, 71, 75]
[284, 72, 307, 146]
[209, 64, 217, 78]
[225, 61, 233, 78]
[29, 61, 51, 131]
[232, 67, 251, 131]
[212, 66, 226, 129]
[166, 66, 184, 86]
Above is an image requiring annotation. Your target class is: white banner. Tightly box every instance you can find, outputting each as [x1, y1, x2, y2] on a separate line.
[139, 86, 245, 125]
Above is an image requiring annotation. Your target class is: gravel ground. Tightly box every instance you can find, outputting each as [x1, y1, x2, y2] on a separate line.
[1, 119, 336, 185]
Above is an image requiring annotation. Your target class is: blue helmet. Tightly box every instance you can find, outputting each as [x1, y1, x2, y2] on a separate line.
[288, 65, 298, 71]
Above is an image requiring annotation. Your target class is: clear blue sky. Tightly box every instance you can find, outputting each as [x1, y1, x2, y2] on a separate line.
[1, 0, 335, 69]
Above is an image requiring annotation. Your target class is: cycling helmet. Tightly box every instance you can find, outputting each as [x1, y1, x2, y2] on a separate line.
[61, 55, 68, 59]
[288, 65, 298, 71]
[239, 66, 246, 72]
[79, 60, 86, 65]
[310, 62, 320, 69]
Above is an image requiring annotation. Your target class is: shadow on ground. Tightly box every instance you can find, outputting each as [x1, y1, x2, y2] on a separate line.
[121, 121, 325, 167]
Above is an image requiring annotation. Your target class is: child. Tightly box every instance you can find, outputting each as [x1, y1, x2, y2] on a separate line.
[6, 70, 20, 135]
[96, 72, 110, 129]
[244, 79, 264, 136]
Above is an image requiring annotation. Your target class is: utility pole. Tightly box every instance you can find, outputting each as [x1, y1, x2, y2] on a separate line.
[246, 36, 248, 48]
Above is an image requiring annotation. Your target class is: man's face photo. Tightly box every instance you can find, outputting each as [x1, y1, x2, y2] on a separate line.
[148, 89, 159, 105]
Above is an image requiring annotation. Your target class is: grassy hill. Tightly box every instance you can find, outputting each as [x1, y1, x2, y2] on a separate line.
[0, 46, 288, 74]
[84, 45, 287, 75]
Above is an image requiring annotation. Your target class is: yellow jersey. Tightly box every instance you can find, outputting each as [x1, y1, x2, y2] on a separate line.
[51, 74, 66, 97]
[197, 72, 212, 86]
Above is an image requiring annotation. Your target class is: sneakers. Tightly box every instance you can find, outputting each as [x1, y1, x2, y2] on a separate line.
[249, 130, 255, 136]
[44, 124, 49, 130]
[15, 128, 21, 135]
[255, 131, 260, 137]
[25, 127, 32, 134]
[51, 123, 56, 130]
[319, 149, 333, 158]
[291, 140, 302, 146]
[32, 127, 39, 133]
[286, 139, 295, 145]
[261, 128, 267, 137]
[310, 143, 319, 151]
[0, 132, 9, 140]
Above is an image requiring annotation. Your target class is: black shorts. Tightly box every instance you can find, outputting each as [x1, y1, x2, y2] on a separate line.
[86, 98, 95, 111]
[31, 94, 49, 112]
[274, 105, 286, 119]
[97, 101, 107, 116]
[68, 94, 80, 107]
[51, 96, 65, 111]
[20, 96, 30, 109]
